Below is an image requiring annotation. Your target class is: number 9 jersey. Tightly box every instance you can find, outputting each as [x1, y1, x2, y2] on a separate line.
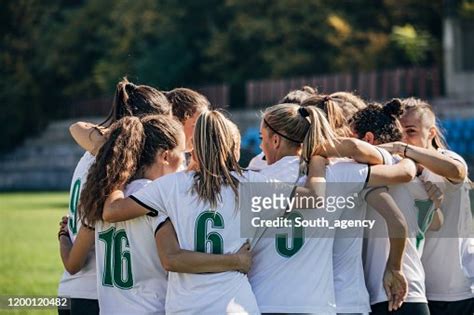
[58, 151, 97, 300]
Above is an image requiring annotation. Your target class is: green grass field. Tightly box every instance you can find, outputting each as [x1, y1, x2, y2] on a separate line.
[0, 191, 473, 315]
[0, 192, 69, 315]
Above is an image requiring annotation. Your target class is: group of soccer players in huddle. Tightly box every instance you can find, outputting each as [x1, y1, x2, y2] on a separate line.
[56, 78, 474, 315]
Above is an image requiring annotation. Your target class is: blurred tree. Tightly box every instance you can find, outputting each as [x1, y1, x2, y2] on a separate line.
[0, 0, 444, 152]
[390, 24, 433, 64]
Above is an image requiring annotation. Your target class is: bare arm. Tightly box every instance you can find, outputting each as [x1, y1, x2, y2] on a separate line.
[58, 217, 95, 275]
[69, 122, 107, 156]
[366, 188, 407, 268]
[423, 181, 444, 231]
[103, 190, 150, 223]
[104, 156, 327, 222]
[379, 142, 466, 183]
[156, 220, 251, 273]
[294, 155, 327, 201]
[367, 159, 417, 187]
[321, 138, 383, 165]
[366, 188, 408, 311]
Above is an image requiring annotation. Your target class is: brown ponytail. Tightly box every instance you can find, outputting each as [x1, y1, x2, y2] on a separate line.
[101, 77, 171, 126]
[79, 116, 145, 225]
[79, 114, 184, 225]
[165, 88, 210, 123]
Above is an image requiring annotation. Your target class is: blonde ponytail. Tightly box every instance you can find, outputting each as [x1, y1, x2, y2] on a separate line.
[300, 106, 337, 164]
[193, 111, 242, 209]
[301, 95, 352, 137]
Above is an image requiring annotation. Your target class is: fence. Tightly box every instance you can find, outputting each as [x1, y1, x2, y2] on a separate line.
[68, 66, 440, 116]
[68, 84, 230, 117]
[245, 66, 441, 107]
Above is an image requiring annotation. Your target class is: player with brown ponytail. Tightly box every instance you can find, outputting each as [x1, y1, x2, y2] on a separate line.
[59, 114, 186, 314]
[69, 78, 171, 155]
[57, 78, 172, 315]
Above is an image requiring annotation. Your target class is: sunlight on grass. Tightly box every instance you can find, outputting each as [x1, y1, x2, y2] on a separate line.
[0, 192, 69, 315]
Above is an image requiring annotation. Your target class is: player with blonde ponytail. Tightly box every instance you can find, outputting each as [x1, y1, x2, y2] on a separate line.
[246, 100, 413, 314]
[103, 109, 332, 314]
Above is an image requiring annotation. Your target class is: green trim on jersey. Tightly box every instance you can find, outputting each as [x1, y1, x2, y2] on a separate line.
[414, 199, 435, 249]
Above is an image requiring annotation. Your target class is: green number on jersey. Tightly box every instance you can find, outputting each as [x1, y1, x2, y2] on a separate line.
[195, 211, 225, 254]
[276, 211, 304, 257]
[98, 227, 134, 289]
[68, 179, 81, 235]
[414, 199, 434, 249]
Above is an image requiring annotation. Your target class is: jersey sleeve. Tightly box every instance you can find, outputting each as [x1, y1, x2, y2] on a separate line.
[130, 179, 168, 217]
[248, 152, 267, 171]
[151, 215, 170, 236]
[375, 147, 394, 165]
[326, 161, 370, 196]
[439, 149, 469, 186]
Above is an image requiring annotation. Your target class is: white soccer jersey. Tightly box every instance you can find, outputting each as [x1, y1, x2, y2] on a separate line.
[58, 151, 97, 300]
[249, 156, 370, 314]
[248, 152, 268, 171]
[421, 149, 474, 302]
[332, 147, 393, 313]
[460, 237, 474, 287]
[95, 179, 168, 315]
[409, 175, 435, 255]
[131, 170, 294, 315]
[363, 153, 427, 305]
[364, 150, 434, 305]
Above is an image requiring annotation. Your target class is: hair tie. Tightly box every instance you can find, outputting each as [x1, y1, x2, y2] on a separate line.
[298, 106, 310, 118]
[125, 83, 136, 94]
[263, 118, 303, 143]
[323, 95, 331, 102]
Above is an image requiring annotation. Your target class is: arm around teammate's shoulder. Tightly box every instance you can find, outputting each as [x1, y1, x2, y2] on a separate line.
[321, 138, 384, 165]
[156, 220, 251, 274]
[379, 142, 467, 184]
[368, 158, 416, 187]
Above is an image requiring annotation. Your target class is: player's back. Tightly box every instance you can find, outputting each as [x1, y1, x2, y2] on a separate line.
[95, 179, 167, 315]
[58, 151, 97, 300]
[131, 170, 272, 314]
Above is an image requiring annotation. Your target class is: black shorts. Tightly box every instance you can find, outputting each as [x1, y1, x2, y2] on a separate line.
[58, 298, 99, 315]
[371, 301, 430, 315]
[428, 298, 474, 315]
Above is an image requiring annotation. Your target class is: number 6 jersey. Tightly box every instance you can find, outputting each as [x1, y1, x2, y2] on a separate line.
[131, 170, 294, 315]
